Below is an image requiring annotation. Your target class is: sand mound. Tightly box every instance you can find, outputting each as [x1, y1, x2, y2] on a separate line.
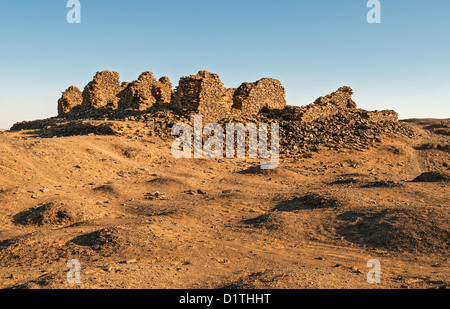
[0, 232, 68, 266]
[360, 180, 404, 188]
[69, 224, 158, 257]
[275, 194, 344, 211]
[13, 202, 86, 227]
[237, 165, 294, 177]
[12, 200, 110, 228]
[336, 207, 450, 253]
[240, 194, 346, 240]
[412, 171, 449, 182]
[330, 173, 370, 186]
[147, 176, 186, 186]
[92, 184, 118, 195]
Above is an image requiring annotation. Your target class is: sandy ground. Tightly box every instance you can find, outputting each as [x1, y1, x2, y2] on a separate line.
[0, 118, 448, 289]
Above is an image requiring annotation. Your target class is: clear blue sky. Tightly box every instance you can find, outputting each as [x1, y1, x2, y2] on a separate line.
[0, 0, 449, 129]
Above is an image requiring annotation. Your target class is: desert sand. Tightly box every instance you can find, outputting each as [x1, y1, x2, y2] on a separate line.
[0, 118, 448, 289]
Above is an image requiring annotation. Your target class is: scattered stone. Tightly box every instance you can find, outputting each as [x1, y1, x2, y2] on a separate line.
[216, 258, 229, 264]
[184, 189, 196, 195]
[125, 259, 137, 264]
[350, 266, 362, 274]
[144, 191, 166, 200]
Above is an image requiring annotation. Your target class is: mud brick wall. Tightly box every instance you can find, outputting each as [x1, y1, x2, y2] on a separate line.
[58, 86, 82, 115]
[82, 71, 122, 110]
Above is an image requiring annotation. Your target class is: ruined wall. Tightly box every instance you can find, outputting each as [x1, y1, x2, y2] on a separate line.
[157, 76, 174, 104]
[59, 70, 400, 127]
[118, 71, 173, 110]
[57, 86, 82, 115]
[172, 71, 286, 121]
[172, 70, 233, 122]
[363, 110, 399, 123]
[232, 78, 286, 117]
[275, 87, 398, 125]
[314, 86, 357, 109]
[281, 86, 356, 123]
[82, 71, 122, 110]
[59, 70, 287, 120]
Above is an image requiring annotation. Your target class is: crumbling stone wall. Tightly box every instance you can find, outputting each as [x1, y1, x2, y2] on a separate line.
[118, 71, 173, 110]
[314, 86, 357, 109]
[58, 86, 82, 115]
[274, 86, 395, 124]
[172, 71, 286, 121]
[172, 70, 233, 122]
[232, 78, 286, 117]
[82, 71, 122, 110]
[60, 71, 400, 129]
[276, 86, 356, 123]
[157, 76, 174, 104]
[59, 70, 287, 120]
[363, 110, 399, 123]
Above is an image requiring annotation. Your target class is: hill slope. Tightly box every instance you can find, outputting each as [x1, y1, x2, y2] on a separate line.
[0, 119, 448, 289]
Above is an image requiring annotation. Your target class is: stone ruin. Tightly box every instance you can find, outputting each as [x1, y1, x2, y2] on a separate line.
[11, 69, 415, 157]
[172, 70, 234, 122]
[118, 71, 173, 110]
[57, 69, 288, 121]
[81, 70, 122, 110]
[57, 86, 82, 115]
[313, 86, 357, 109]
[232, 78, 286, 117]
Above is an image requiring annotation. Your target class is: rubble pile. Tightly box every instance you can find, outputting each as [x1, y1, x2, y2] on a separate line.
[258, 107, 414, 158]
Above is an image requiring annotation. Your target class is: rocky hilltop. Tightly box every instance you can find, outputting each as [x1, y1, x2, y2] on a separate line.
[11, 70, 414, 157]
